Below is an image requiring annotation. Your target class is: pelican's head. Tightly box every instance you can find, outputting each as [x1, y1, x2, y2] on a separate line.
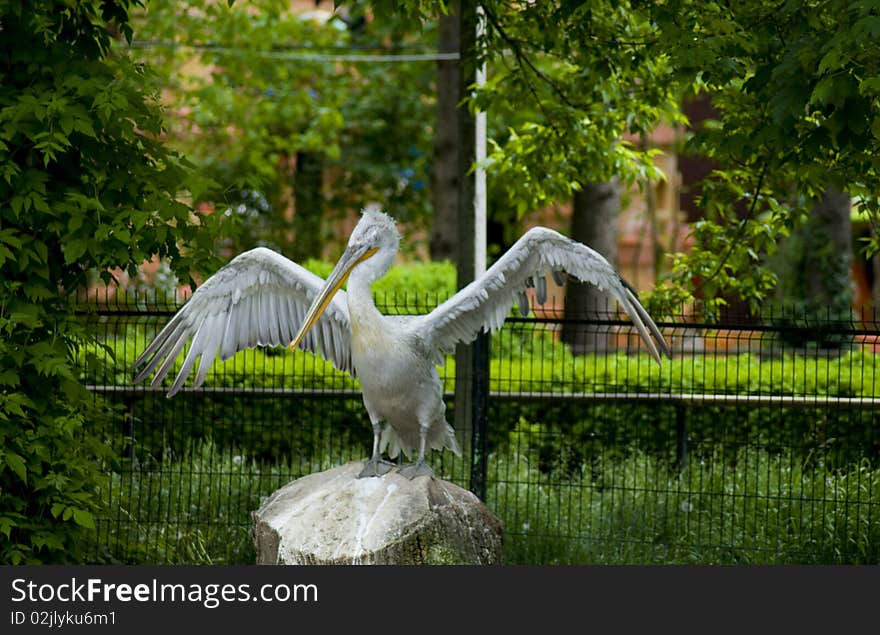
[289, 207, 400, 351]
[346, 206, 400, 263]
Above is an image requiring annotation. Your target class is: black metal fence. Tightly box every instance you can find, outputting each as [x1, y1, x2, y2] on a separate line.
[79, 290, 880, 564]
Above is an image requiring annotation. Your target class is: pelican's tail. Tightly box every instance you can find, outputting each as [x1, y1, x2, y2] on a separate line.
[438, 421, 463, 457]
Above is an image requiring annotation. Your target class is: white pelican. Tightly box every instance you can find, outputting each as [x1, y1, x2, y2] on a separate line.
[133, 207, 670, 478]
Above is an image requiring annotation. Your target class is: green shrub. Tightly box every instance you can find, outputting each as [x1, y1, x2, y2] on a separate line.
[0, 1, 222, 564]
[303, 259, 457, 315]
[80, 309, 880, 474]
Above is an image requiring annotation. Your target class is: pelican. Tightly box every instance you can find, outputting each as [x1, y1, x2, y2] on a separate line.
[133, 207, 670, 478]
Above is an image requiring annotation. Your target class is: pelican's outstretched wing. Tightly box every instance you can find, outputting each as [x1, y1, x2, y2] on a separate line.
[132, 247, 353, 396]
[415, 227, 670, 363]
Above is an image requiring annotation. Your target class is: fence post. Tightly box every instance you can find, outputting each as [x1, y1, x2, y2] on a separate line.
[123, 394, 137, 463]
[675, 402, 688, 473]
[469, 331, 490, 501]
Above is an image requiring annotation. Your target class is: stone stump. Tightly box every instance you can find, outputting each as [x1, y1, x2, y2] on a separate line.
[252, 461, 503, 565]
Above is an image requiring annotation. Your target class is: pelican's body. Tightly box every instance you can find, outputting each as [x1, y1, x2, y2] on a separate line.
[350, 312, 456, 465]
[133, 208, 669, 478]
[346, 265, 459, 468]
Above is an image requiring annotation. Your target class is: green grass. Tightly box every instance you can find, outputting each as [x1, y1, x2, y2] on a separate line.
[490, 447, 880, 564]
[86, 438, 880, 565]
[87, 441, 304, 564]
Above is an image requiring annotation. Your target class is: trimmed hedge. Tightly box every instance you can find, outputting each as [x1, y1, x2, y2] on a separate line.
[81, 337, 880, 474]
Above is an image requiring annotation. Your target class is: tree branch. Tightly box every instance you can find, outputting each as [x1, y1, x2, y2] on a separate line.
[698, 159, 770, 287]
[481, 4, 584, 113]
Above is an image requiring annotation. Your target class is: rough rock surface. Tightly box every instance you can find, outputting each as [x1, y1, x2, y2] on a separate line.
[252, 461, 503, 564]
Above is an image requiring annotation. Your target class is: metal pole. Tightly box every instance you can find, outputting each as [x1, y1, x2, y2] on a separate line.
[469, 4, 489, 502]
[453, 0, 489, 500]
[475, 4, 487, 279]
[454, 0, 477, 488]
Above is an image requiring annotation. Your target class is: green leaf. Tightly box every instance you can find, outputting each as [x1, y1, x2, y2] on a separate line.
[63, 239, 87, 263]
[0, 517, 14, 539]
[72, 509, 96, 530]
[860, 76, 880, 96]
[0, 245, 14, 267]
[68, 215, 84, 233]
[0, 370, 21, 386]
[73, 118, 96, 138]
[854, 15, 880, 39]
[0, 229, 23, 249]
[5, 452, 27, 484]
[817, 46, 845, 75]
[60, 116, 75, 136]
[10, 196, 24, 217]
[0, 393, 32, 418]
[811, 75, 836, 106]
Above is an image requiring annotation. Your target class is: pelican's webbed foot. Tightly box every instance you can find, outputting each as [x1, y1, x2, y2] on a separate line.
[397, 459, 434, 479]
[358, 457, 394, 478]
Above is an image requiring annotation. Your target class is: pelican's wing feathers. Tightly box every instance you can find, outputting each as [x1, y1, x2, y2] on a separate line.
[132, 247, 353, 396]
[416, 227, 670, 363]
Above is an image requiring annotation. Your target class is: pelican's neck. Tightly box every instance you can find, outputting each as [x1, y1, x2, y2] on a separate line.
[346, 247, 393, 330]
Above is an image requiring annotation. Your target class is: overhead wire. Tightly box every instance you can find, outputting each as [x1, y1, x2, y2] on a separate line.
[127, 40, 460, 63]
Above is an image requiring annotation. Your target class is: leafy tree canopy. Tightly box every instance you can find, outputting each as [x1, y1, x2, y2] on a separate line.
[364, 0, 880, 318]
[474, 1, 685, 214]
[646, 0, 880, 317]
[131, 0, 437, 257]
[0, 0, 222, 563]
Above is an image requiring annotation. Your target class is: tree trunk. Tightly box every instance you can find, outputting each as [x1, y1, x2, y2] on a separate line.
[772, 183, 853, 349]
[561, 179, 621, 355]
[430, 5, 460, 262]
[292, 151, 324, 261]
[777, 184, 852, 314]
[804, 184, 852, 310]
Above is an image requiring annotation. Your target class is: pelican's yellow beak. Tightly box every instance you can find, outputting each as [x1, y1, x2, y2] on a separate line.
[289, 245, 378, 352]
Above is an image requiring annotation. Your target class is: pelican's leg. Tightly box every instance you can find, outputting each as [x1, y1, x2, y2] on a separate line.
[358, 421, 394, 478]
[397, 424, 434, 479]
